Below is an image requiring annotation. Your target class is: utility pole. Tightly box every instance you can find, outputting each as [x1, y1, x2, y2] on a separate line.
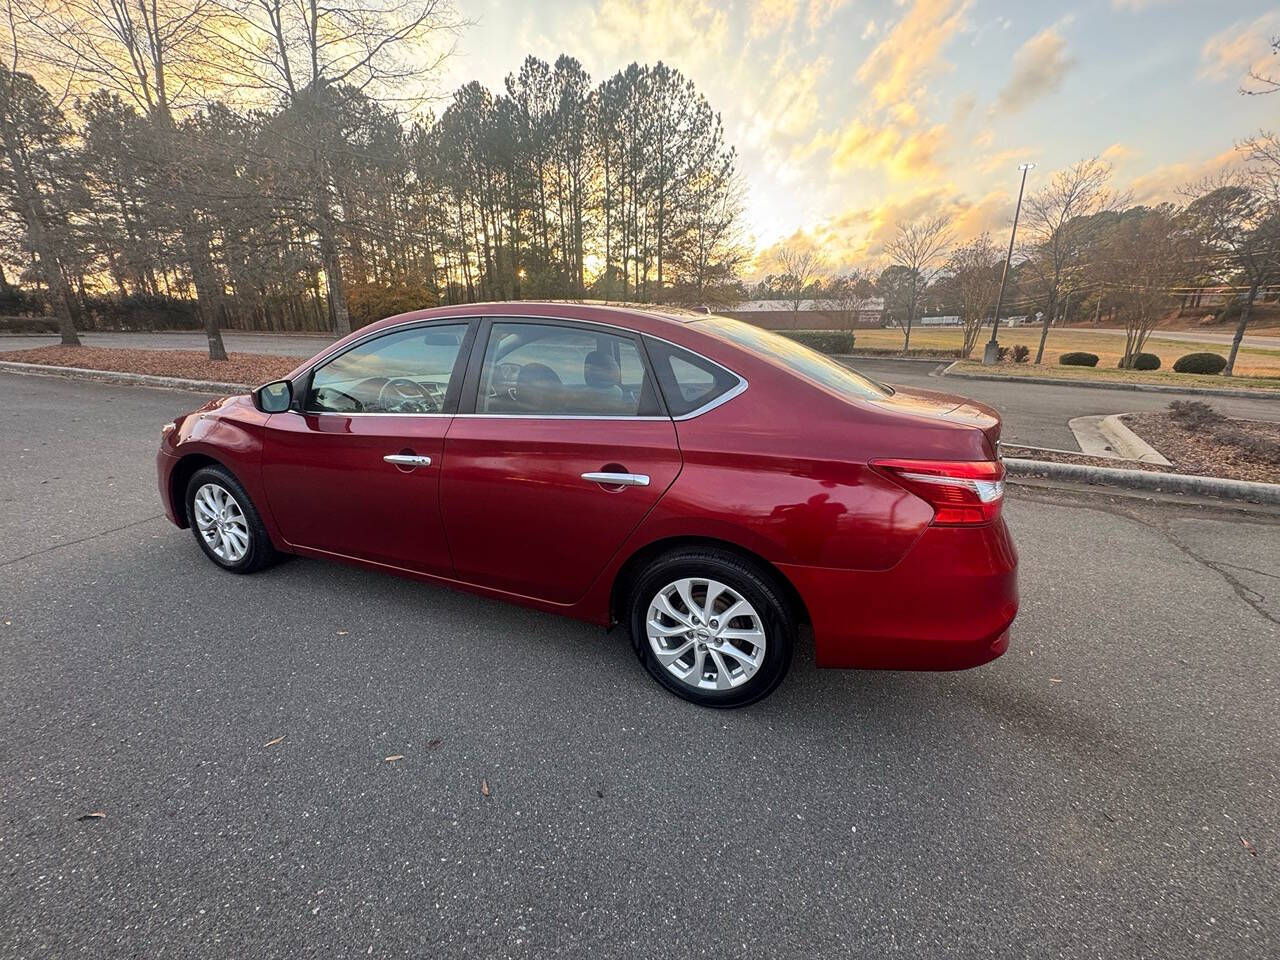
[983, 163, 1035, 365]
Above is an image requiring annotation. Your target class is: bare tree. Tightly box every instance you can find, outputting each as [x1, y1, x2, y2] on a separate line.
[1022, 157, 1118, 364]
[15, 0, 235, 358]
[823, 269, 872, 333]
[883, 214, 950, 351]
[774, 244, 824, 319]
[1096, 205, 1192, 366]
[1183, 170, 1280, 375]
[220, 0, 461, 336]
[946, 233, 1001, 358]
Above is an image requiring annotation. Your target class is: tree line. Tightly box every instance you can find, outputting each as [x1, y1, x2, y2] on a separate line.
[759, 144, 1280, 377]
[0, 0, 743, 359]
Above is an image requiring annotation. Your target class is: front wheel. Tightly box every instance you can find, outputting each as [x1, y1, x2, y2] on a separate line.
[185, 465, 279, 574]
[629, 549, 795, 708]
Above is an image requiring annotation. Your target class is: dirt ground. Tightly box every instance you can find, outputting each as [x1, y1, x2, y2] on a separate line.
[0, 346, 296, 385]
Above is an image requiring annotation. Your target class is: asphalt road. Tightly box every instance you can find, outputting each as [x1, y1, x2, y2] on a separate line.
[2, 372, 1279, 959]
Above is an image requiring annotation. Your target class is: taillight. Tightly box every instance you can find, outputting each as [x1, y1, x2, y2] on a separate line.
[871, 458, 1005, 525]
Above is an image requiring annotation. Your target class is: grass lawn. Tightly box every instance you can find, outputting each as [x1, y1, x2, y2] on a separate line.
[849, 327, 1280, 379]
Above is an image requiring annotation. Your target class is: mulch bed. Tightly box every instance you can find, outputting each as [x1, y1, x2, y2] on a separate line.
[1004, 414, 1280, 485]
[1123, 413, 1280, 485]
[0, 346, 296, 386]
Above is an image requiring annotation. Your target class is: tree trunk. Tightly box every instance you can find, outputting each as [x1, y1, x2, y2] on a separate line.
[1034, 288, 1058, 364]
[1223, 282, 1258, 377]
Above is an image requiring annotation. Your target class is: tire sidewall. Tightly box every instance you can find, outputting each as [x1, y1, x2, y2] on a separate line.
[630, 553, 794, 708]
[185, 467, 269, 573]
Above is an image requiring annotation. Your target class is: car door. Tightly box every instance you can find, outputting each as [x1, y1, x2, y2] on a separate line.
[440, 318, 682, 605]
[261, 320, 475, 576]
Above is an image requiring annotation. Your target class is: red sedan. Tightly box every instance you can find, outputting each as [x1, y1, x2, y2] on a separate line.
[157, 302, 1017, 706]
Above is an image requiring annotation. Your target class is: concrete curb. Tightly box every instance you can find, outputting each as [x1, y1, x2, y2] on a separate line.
[941, 361, 1279, 400]
[1004, 457, 1280, 505]
[0, 360, 251, 394]
[836, 353, 957, 365]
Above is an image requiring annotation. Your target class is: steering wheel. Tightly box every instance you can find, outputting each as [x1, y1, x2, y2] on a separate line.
[375, 377, 437, 413]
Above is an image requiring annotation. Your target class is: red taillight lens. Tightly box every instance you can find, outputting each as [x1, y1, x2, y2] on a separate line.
[871, 458, 1005, 525]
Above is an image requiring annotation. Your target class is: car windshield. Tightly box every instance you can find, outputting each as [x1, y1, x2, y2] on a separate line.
[699, 316, 892, 400]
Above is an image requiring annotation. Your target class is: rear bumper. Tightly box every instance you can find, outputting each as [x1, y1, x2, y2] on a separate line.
[780, 518, 1018, 670]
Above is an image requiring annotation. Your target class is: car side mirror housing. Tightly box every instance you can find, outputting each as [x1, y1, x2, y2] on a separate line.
[255, 379, 293, 414]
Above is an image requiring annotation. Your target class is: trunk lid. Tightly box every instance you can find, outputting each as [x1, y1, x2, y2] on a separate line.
[868, 386, 1002, 456]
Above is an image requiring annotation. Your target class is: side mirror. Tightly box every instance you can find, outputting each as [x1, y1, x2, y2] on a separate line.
[255, 379, 293, 413]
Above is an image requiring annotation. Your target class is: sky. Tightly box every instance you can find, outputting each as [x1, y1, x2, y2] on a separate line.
[436, 0, 1280, 271]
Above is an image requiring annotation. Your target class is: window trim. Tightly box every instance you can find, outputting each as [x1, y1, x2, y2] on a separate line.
[457, 316, 671, 420]
[296, 317, 478, 417]
[287, 312, 748, 422]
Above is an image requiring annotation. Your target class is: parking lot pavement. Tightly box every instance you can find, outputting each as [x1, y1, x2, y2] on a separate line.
[2, 372, 1278, 959]
[847, 358, 1280, 450]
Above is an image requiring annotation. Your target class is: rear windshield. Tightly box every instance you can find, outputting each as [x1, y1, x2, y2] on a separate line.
[699, 316, 891, 400]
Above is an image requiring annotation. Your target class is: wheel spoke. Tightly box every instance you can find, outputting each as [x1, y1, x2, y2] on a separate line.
[719, 627, 765, 645]
[653, 593, 692, 627]
[715, 642, 761, 671]
[703, 581, 727, 619]
[674, 579, 700, 619]
[708, 649, 735, 689]
[654, 638, 695, 666]
[647, 618, 690, 638]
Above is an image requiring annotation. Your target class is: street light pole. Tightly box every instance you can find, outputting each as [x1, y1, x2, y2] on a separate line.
[982, 162, 1035, 365]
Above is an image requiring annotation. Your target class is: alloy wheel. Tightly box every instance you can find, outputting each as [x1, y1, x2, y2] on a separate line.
[646, 577, 767, 691]
[193, 482, 250, 564]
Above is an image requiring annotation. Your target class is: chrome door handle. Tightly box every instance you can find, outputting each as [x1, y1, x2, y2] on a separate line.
[581, 471, 649, 487]
[384, 454, 432, 467]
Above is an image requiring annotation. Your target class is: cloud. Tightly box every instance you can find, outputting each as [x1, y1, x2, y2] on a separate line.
[996, 26, 1076, 112]
[1199, 12, 1280, 88]
[756, 184, 1012, 271]
[976, 147, 1040, 174]
[749, 0, 851, 38]
[1112, 0, 1171, 9]
[801, 118, 949, 180]
[585, 0, 730, 63]
[1127, 148, 1240, 202]
[855, 0, 970, 110]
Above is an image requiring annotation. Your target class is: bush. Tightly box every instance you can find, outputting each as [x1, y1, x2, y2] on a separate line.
[1167, 400, 1223, 428]
[0, 315, 59, 334]
[1118, 352, 1161, 370]
[1011, 344, 1030, 363]
[1172, 352, 1228, 375]
[779, 330, 855, 354]
[1059, 351, 1099, 367]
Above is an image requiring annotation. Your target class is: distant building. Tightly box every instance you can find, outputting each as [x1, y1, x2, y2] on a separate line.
[721, 298, 885, 330]
[919, 315, 960, 326]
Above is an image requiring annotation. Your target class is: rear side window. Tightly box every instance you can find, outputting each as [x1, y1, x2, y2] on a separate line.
[645, 338, 742, 417]
[476, 321, 661, 416]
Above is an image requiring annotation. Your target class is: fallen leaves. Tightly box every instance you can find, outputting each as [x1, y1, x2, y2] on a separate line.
[426, 738, 443, 750]
[76, 811, 106, 821]
[263, 736, 285, 748]
[1241, 836, 1258, 856]
[480, 779, 490, 797]
[384, 755, 404, 763]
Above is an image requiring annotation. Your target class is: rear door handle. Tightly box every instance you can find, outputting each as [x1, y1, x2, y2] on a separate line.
[384, 454, 432, 467]
[581, 471, 649, 487]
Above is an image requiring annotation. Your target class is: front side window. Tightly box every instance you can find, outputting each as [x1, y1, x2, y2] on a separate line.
[307, 324, 467, 414]
[477, 322, 659, 416]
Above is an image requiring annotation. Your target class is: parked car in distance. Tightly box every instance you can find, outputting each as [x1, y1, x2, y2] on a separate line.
[157, 302, 1018, 707]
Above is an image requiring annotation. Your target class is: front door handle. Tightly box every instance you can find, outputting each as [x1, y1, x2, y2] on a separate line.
[581, 471, 649, 487]
[384, 454, 432, 468]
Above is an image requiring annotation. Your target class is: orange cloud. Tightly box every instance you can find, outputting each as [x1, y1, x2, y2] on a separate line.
[1127, 148, 1240, 202]
[856, 0, 970, 110]
[1200, 12, 1280, 90]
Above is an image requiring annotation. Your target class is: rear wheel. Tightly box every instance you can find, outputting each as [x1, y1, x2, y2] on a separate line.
[185, 465, 279, 574]
[629, 549, 795, 707]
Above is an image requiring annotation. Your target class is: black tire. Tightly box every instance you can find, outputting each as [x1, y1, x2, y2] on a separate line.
[184, 464, 280, 574]
[629, 548, 795, 708]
